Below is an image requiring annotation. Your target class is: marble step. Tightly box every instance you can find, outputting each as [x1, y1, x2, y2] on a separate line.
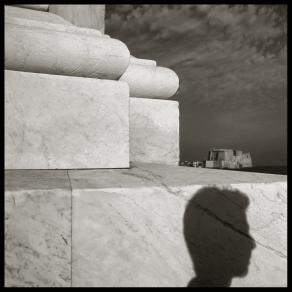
[5, 70, 130, 169]
[5, 21, 130, 79]
[5, 163, 287, 287]
[130, 98, 179, 165]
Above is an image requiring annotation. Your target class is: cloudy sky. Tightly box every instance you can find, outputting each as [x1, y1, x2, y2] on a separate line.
[106, 5, 287, 166]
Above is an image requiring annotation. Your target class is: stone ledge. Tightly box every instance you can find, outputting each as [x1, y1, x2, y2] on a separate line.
[5, 164, 286, 287]
[69, 162, 287, 188]
[69, 164, 287, 287]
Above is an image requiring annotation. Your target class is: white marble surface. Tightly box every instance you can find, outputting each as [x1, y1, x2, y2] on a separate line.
[49, 5, 105, 33]
[5, 6, 72, 26]
[130, 98, 179, 165]
[5, 22, 130, 79]
[5, 170, 71, 287]
[130, 56, 157, 66]
[5, 16, 102, 37]
[120, 64, 179, 99]
[13, 5, 49, 11]
[69, 163, 287, 287]
[5, 70, 130, 169]
[4, 165, 287, 287]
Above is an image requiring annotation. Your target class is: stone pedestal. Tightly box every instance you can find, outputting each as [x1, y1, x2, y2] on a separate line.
[5, 70, 130, 169]
[130, 98, 179, 165]
[4, 7, 180, 170]
[5, 164, 287, 287]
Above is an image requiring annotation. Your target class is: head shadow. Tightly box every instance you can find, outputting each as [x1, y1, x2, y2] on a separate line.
[183, 187, 256, 287]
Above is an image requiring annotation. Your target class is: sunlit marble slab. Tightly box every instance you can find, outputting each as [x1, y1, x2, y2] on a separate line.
[130, 98, 179, 165]
[69, 163, 287, 287]
[5, 70, 130, 169]
[5, 170, 71, 287]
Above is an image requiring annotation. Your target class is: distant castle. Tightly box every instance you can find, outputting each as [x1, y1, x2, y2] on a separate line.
[205, 148, 252, 169]
[180, 148, 252, 169]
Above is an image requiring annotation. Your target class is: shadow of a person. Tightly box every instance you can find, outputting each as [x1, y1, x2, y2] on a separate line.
[183, 187, 256, 287]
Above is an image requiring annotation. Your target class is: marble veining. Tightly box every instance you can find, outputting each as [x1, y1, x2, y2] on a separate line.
[69, 163, 287, 287]
[5, 170, 71, 287]
[5, 70, 129, 169]
[130, 98, 179, 166]
[5, 23, 130, 79]
[5, 164, 286, 287]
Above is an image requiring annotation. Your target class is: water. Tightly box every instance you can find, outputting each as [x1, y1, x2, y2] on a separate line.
[230, 166, 287, 175]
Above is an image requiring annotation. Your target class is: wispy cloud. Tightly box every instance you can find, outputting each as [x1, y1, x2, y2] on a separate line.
[106, 5, 287, 165]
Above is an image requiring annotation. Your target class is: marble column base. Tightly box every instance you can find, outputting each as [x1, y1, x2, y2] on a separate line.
[130, 98, 179, 165]
[5, 21, 130, 79]
[5, 70, 130, 169]
[120, 64, 179, 99]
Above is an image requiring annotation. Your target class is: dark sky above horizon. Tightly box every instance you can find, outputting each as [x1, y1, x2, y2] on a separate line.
[105, 5, 287, 166]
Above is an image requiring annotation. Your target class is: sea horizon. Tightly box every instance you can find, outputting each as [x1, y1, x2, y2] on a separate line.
[231, 165, 287, 175]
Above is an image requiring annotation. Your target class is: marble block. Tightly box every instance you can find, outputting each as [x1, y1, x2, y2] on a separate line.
[130, 98, 179, 165]
[13, 5, 49, 11]
[5, 70, 130, 169]
[5, 22, 130, 79]
[120, 64, 179, 99]
[4, 165, 287, 287]
[5, 15, 102, 37]
[69, 163, 287, 287]
[49, 5, 105, 33]
[5, 170, 71, 287]
[5, 6, 73, 26]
